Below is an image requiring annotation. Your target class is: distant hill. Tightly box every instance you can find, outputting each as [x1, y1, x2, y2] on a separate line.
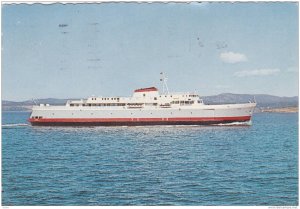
[3, 98, 69, 106]
[2, 98, 71, 111]
[2, 94, 298, 111]
[202, 93, 298, 108]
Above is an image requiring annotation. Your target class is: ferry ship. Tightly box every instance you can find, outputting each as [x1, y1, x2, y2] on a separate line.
[29, 74, 256, 126]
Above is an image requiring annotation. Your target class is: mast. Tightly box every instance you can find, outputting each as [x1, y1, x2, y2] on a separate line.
[160, 72, 169, 95]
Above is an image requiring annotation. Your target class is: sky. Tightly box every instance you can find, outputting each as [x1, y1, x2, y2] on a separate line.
[2, 2, 299, 101]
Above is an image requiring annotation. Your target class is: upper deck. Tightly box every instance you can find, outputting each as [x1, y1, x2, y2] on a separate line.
[65, 87, 204, 109]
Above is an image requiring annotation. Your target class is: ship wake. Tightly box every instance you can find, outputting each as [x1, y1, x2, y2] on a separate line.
[213, 121, 252, 126]
[2, 123, 29, 128]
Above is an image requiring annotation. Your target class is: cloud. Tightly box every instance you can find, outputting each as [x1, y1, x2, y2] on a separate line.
[220, 52, 248, 64]
[234, 69, 280, 77]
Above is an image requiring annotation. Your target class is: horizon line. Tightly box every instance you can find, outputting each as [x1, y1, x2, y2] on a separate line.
[2, 92, 299, 102]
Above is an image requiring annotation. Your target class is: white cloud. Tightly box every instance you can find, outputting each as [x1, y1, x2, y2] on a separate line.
[234, 69, 280, 77]
[220, 51, 248, 64]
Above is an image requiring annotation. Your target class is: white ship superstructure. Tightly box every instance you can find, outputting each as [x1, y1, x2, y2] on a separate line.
[29, 75, 256, 126]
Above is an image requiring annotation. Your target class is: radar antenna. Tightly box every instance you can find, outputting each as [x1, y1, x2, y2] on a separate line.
[160, 72, 169, 95]
[32, 98, 37, 105]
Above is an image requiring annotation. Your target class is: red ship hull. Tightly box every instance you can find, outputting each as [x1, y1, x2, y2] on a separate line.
[29, 116, 251, 126]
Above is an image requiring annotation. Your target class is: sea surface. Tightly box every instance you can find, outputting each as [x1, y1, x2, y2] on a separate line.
[2, 111, 298, 206]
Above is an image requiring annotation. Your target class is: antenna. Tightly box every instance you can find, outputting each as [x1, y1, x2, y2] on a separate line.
[32, 98, 37, 105]
[160, 72, 169, 94]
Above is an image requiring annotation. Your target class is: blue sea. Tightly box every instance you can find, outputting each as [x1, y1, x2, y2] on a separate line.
[2, 111, 298, 206]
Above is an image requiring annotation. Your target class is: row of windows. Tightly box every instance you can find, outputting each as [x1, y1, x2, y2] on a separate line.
[91, 95, 197, 101]
[70, 101, 198, 107]
[71, 103, 126, 107]
[158, 95, 198, 98]
[31, 116, 43, 119]
[91, 97, 120, 101]
[91, 96, 197, 101]
[71, 103, 162, 107]
[128, 103, 143, 105]
[145, 103, 158, 106]
[170, 101, 195, 105]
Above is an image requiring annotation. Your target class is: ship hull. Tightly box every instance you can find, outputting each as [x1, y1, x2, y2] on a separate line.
[29, 103, 255, 126]
[29, 116, 251, 126]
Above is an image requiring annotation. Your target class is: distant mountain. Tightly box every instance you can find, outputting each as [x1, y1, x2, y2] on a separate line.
[202, 93, 298, 108]
[2, 94, 298, 111]
[3, 98, 71, 106]
[2, 98, 71, 111]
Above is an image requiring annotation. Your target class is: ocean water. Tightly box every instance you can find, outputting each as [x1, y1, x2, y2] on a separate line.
[2, 111, 298, 206]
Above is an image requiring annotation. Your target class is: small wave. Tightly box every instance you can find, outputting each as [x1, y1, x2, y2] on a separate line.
[214, 121, 252, 126]
[2, 123, 29, 127]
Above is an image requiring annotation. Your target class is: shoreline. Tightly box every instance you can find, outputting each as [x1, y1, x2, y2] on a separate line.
[260, 107, 298, 113]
